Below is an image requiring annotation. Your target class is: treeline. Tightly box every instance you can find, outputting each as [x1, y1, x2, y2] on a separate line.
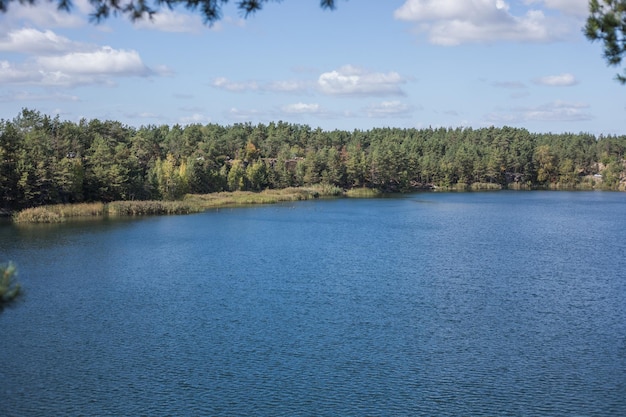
[1, 108, 626, 211]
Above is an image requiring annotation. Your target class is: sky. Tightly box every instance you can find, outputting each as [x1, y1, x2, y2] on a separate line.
[0, 0, 624, 135]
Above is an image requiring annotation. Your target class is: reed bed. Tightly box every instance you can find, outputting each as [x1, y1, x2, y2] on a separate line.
[470, 182, 503, 191]
[12, 185, 345, 223]
[345, 187, 382, 198]
[186, 185, 342, 209]
[106, 200, 203, 216]
[13, 203, 105, 223]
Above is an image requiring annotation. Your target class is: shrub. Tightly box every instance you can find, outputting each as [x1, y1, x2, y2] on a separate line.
[13, 207, 63, 223]
[0, 262, 21, 311]
[106, 200, 203, 216]
[13, 203, 105, 223]
[470, 183, 502, 191]
[345, 187, 382, 198]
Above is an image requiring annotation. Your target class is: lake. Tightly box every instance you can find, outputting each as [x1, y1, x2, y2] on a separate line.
[1, 191, 625, 416]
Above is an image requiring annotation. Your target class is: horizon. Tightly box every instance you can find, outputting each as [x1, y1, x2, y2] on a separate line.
[5, 107, 625, 138]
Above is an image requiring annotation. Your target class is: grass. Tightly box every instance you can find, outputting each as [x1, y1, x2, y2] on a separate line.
[107, 200, 203, 216]
[470, 182, 503, 191]
[11, 185, 345, 223]
[186, 185, 343, 209]
[13, 203, 104, 223]
[345, 187, 382, 198]
[11, 181, 626, 224]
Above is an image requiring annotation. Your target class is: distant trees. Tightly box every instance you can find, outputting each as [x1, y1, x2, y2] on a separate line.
[1, 108, 626, 213]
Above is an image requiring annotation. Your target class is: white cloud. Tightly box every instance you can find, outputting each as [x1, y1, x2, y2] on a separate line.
[394, 0, 570, 45]
[0, 90, 80, 102]
[153, 64, 175, 76]
[227, 107, 266, 121]
[123, 111, 163, 121]
[133, 11, 246, 33]
[179, 113, 212, 125]
[0, 60, 99, 86]
[524, 101, 592, 121]
[533, 73, 578, 86]
[212, 77, 310, 93]
[212, 67, 404, 97]
[0, 39, 154, 87]
[395, 0, 511, 22]
[0, 60, 35, 83]
[135, 10, 207, 33]
[282, 102, 321, 114]
[523, 0, 588, 17]
[1, 1, 85, 28]
[487, 100, 593, 123]
[212, 77, 259, 92]
[318, 65, 406, 96]
[38, 46, 150, 76]
[0, 28, 84, 54]
[266, 80, 310, 93]
[364, 101, 415, 118]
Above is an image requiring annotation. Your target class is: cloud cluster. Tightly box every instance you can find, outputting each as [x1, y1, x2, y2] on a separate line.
[134, 11, 245, 33]
[318, 65, 406, 96]
[523, 0, 588, 17]
[487, 100, 592, 123]
[212, 77, 312, 93]
[213, 65, 407, 97]
[0, 28, 84, 54]
[394, 0, 579, 45]
[212, 66, 413, 122]
[364, 101, 416, 118]
[212, 77, 260, 92]
[0, 91, 80, 102]
[2, 0, 85, 28]
[282, 102, 321, 114]
[533, 73, 578, 86]
[135, 10, 212, 33]
[0, 28, 159, 87]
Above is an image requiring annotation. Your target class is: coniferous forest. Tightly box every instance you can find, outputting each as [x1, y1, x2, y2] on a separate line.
[1, 108, 626, 213]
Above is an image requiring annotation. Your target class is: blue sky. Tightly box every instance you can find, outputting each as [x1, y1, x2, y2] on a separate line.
[0, 0, 624, 135]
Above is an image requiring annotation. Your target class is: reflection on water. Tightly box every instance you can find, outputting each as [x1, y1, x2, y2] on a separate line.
[1, 191, 625, 416]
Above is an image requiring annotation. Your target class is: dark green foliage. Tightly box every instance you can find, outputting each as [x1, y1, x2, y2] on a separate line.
[0, 262, 20, 311]
[585, 0, 626, 83]
[1, 108, 626, 214]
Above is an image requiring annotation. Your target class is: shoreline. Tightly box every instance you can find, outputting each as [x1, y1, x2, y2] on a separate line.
[6, 184, 623, 224]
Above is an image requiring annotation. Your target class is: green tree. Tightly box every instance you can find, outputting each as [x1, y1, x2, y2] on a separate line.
[56, 157, 85, 203]
[585, 0, 626, 83]
[270, 144, 296, 188]
[85, 134, 119, 201]
[15, 129, 57, 207]
[535, 145, 557, 184]
[324, 146, 345, 186]
[345, 143, 367, 187]
[0, 120, 21, 210]
[154, 153, 189, 199]
[246, 159, 268, 191]
[227, 159, 246, 191]
[303, 149, 321, 185]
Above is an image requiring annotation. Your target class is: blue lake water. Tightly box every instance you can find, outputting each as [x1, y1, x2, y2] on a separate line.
[1, 191, 625, 416]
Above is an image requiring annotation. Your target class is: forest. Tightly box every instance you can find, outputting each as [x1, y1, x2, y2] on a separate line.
[1, 108, 626, 213]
